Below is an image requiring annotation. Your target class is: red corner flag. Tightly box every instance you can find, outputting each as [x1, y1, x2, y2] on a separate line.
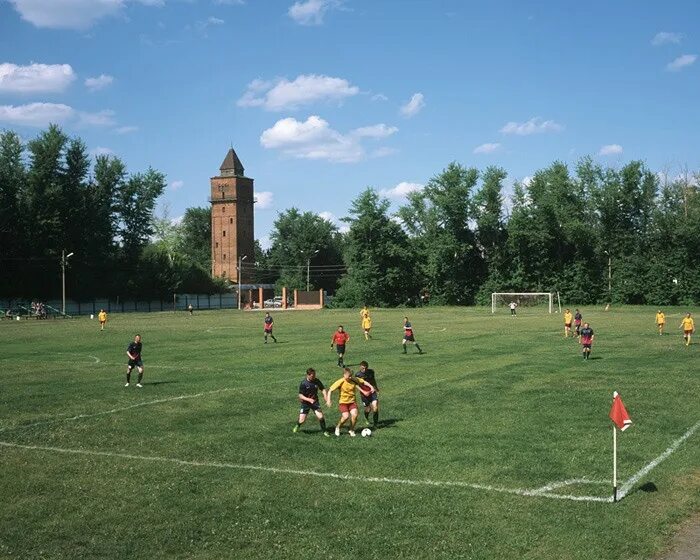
[609, 391, 632, 431]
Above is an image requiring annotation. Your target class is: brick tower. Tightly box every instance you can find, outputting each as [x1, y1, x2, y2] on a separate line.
[210, 148, 255, 282]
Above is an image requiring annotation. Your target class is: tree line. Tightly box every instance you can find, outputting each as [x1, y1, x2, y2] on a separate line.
[1, 126, 698, 306]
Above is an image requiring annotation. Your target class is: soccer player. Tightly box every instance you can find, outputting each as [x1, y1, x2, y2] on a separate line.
[360, 305, 372, 340]
[679, 313, 695, 346]
[187, 303, 193, 315]
[98, 309, 107, 331]
[330, 325, 350, 367]
[509, 301, 517, 316]
[402, 316, 423, 354]
[574, 309, 583, 337]
[563, 309, 573, 338]
[263, 312, 277, 344]
[656, 310, 666, 335]
[125, 334, 144, 388]
[293, 368, 330, 436]
[328, 367, 374, 437]
[356, 360, 379, 428]
[579, 322, 594, 359]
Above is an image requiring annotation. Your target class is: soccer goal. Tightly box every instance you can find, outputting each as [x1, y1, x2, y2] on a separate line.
[491, 292, 554, 314]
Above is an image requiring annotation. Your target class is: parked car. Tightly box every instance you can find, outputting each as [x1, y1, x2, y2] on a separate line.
[264, 298, 282, 308]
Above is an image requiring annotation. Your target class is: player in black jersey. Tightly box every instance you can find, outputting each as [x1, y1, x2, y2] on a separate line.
[293, 368, 330, 436]
[125, 334, 144, 388]
[263, 312, 277, 343]
[356, 360, 379, 428]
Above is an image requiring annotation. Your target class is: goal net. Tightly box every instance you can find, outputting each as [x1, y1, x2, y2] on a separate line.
[491, 292, 554, 314]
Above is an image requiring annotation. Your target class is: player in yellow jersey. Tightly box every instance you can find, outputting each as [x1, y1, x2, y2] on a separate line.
[655, 310, 665, 335]
[679, 313, 695, 346]
[98, 309, 107, 331]
[360, 305, 372, 340]
[563, 309, 573, 337]
[327, 367, 375, 437]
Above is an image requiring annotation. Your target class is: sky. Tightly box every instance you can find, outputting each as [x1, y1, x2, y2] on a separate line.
[1, 0, 699, 247]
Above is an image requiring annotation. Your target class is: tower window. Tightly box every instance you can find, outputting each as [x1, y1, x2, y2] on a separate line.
[223, 254, 226, 260]
[229, 218, 233, 224]
[215, 242, 219, 248]
[223, 230, 226, 237]
[222, 206, 226, 213]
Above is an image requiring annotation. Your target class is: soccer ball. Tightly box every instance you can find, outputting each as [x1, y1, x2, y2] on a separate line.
[361, 428, 372, 438]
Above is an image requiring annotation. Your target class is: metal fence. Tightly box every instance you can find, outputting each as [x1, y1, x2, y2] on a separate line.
[1, 293, 238, 317]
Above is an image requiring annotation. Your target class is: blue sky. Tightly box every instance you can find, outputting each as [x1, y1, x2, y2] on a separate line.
[1, 0, 699, 247]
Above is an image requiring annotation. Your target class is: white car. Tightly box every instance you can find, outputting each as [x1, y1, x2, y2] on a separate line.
[264, 298, 282, 308]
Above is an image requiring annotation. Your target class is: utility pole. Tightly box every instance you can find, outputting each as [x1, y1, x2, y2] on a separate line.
[61, 250, 74, 315]
[237, 254, 247, 310]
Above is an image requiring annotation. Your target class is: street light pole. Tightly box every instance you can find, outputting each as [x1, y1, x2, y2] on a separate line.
[306, 249, 319, 292]
[61, 250, 74, 315]
[237, 254, 247, 310]
[604, 250, 612, 299]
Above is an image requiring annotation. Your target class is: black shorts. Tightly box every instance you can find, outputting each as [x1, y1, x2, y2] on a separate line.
[300, 400, 321, 414]
[361, 392, 378, 407]
[336, 344, 346, 354]
[404, 334, 415, 342]
[582, 343, 592, 349]
[128, 359, 143, 368]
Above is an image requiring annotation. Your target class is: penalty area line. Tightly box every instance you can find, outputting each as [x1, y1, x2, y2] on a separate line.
[0, 440, 610, 503]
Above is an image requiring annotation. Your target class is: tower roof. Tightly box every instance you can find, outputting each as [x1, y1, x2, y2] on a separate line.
[220, 148, 245, 177]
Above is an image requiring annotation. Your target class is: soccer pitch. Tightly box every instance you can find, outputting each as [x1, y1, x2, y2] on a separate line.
[1, 306, 698, 559]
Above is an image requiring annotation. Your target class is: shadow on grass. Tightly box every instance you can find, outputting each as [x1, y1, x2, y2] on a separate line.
[626, 481, 658, 498]
[144, 381, 178, 386]
[375, 417, 402, 430]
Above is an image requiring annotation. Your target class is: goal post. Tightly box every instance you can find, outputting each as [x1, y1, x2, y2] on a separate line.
[491, 292, 554, 314]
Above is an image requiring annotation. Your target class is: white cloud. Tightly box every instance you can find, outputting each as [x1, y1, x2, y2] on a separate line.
[380, 181, 424, 200]
[318, 211, 349, 233]
[261, 115, 365, 163]
[371, 93, 388, 102]
[214, 0, 244, 4]
[78, 109, 116, 126]
[500, 117, 563, 135]
[0, 63, 75, 93]
[114, 125, 138, 134]
[666, 54, 697, 71]
[400, 92, 425, 118]
[0, 102, 75, 126]
[288, 0, 340, 25]
[598, 144, 623, 156]
[258, 234, 272, 251]
[370, 146, 398, 158]
[254, 191, 274, 209]
[169, 180, 184, 191]
[0, 103, 117, 128]
[91, 146, 114, 156]
[652, 32, 683, 46]
[194, 16, 224, 36]
[238, 74, 359, 111]
[85, 74, 114, 92]
[351, 124, 398, 138]
[8, 0, 163, 30]
[473, 142, 501, 154]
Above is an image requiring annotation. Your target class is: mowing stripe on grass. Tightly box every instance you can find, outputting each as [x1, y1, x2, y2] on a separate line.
[618, 419, 700, 500]
[0, 380, 291, 433]
[0, 440, 611, 503]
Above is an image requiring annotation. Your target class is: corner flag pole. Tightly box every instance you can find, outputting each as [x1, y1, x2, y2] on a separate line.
[613, 422, 617, 502]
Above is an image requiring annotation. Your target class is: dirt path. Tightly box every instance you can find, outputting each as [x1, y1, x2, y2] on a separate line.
[657, 514, 700, 560]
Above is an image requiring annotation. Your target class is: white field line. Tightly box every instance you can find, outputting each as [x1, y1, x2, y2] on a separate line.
[618, 419, 700, 499]
[0, 440, 611, 503]
[0, 379, 291, 434]
[530, 478, 608, 495]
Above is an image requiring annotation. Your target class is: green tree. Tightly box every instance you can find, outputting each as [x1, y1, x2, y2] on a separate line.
[0, 131, 26, 295]
[178, 207, 211, 272]
[117, 168, 167, 255]
[398, 162, 483, 304]
[334, 189, 418, 307]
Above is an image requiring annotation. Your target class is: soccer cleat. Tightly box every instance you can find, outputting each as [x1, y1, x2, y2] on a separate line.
[348, 430, 356, 437]
[124, 382, 130, 387]
[292, 425, 299, 433]
[136, 383, 143, 388]
[323, 431, 330, 437]
[334, 427, 340, 437]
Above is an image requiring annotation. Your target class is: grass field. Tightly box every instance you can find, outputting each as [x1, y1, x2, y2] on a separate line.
[0, 305, 698, 559]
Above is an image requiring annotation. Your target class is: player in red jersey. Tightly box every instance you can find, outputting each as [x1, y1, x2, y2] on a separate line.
[330, 325, 350, 368]
[402, 317, 423, 354]
[579, 322, 594, 360]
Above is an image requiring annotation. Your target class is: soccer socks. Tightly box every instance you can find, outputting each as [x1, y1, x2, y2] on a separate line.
[137, 371, 143, 384]
[320, 419, 327, 431]
[272, 335, 277, 343]
[402, 344, 407, 354]
[416, 344, 423, 354]
[126, 371, 131, 384]
[373, 411, 378, 427]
